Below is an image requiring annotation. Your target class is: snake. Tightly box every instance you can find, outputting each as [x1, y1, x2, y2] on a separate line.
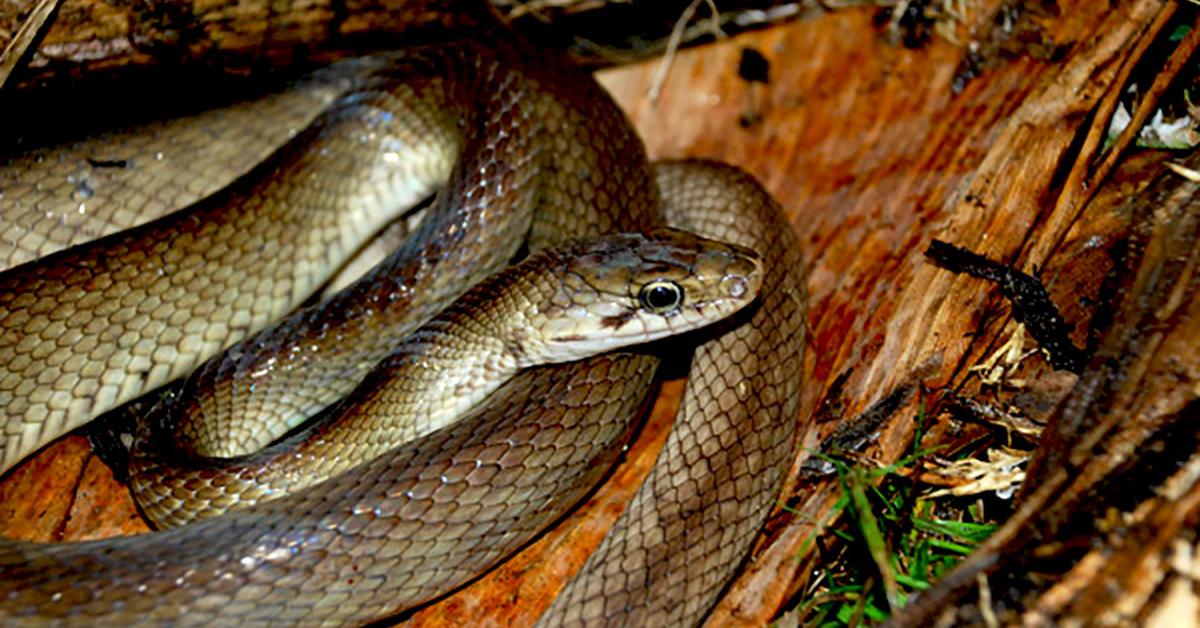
[0, 10, 806, 628]
[130, 228, 761, 527]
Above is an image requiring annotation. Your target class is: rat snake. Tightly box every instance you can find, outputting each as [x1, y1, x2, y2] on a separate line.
[0, 19, 805, 628]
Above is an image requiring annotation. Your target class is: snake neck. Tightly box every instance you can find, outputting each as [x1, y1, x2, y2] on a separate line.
[132, 263, 541, 528]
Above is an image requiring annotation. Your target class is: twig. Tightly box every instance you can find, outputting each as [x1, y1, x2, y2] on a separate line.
[1024, 5, 1190, 268]
[0, 0, 62, 90]
[1167, 161, 1200, 182]
[702, 0, 725, 38]
[977, 573, 999, 628]
[647, 0, 724, 104]
[1087, 12, 1200, 193]
[886, 0, 915, 32]
[925, 240, 1085, 373]
[505, 0, 602, 18]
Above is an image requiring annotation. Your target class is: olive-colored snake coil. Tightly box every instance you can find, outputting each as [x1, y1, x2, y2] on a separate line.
[0, 23, 805, 628]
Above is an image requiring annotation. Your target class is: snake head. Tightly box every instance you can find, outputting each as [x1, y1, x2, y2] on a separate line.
[520, 227, 763, 365]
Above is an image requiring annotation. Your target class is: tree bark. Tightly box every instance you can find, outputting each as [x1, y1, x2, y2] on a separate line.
[0, 0, 483, 87]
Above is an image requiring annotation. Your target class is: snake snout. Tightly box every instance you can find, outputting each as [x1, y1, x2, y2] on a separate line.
[531, 230, 761, 361]
[718, 245, 763, 302]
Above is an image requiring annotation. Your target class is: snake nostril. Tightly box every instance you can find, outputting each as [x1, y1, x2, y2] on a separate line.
[723, 277, 747, 299]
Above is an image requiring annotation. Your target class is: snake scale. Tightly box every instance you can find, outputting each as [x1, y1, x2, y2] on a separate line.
[0, 7, 806, 626]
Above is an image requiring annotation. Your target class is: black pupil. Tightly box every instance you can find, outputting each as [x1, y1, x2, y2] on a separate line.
[643, 284, 679, 310]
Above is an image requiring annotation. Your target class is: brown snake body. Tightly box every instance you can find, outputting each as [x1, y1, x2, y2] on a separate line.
[132, 228, 762, 528]
[0, 13, 806, 627]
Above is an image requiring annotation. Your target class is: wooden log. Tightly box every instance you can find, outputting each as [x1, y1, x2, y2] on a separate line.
[889, 137, 1200, 627]
[0, 0, 483, 87]
[410, 0, 1187, 623]
[0, 0, 821, 87]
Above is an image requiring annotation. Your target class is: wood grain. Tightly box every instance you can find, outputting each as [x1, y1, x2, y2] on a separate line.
[0, 0, 481, 85]
[414, 1, 1176, 623]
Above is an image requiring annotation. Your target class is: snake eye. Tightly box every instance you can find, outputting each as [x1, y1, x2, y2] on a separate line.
[638, 280, 683, 314]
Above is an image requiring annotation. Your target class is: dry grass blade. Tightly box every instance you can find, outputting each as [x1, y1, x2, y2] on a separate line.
[0, 0, 59, 89]
[926, 448, 1028, 499]
[647, 0, 724, 103]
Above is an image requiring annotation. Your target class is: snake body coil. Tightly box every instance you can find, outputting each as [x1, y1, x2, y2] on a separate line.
[132, 229, 762, 527]
[0, 18, 805, 627]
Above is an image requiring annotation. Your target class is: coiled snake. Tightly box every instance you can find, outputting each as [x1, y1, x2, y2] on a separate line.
[0, 15, 805, 628]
